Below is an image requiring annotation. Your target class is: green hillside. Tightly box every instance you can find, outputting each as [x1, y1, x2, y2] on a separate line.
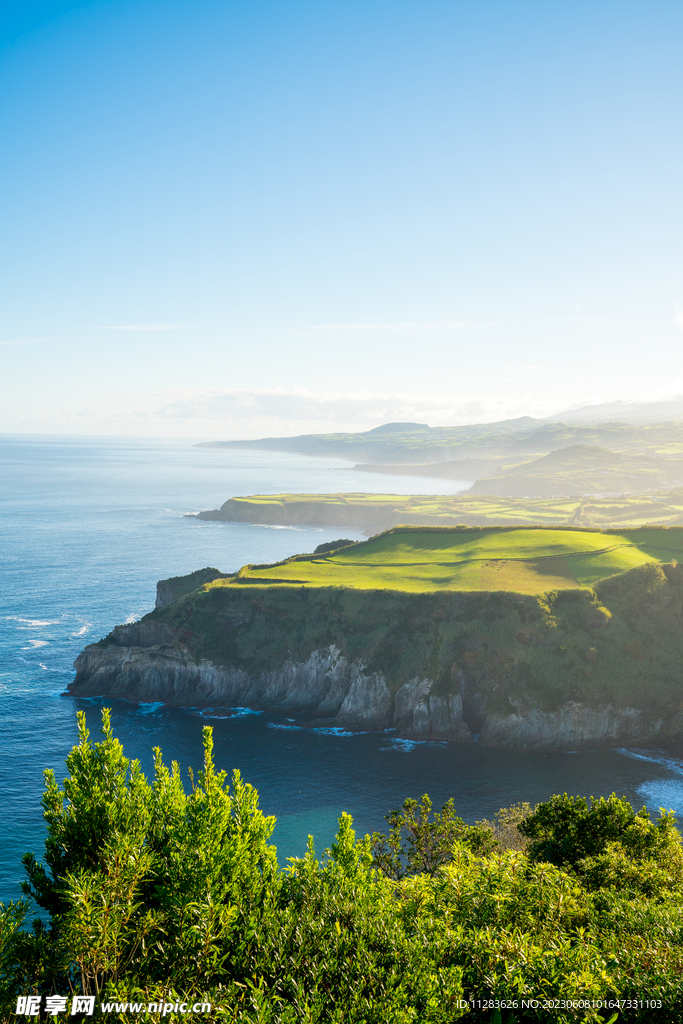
[207, 525, 683, 595]
[468, 444, 683, 497]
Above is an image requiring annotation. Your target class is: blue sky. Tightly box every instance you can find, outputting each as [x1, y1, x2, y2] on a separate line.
[2, 0, 682, 436]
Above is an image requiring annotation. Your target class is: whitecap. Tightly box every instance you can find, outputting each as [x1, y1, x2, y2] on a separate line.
[124, 613, 141, 625]
[312, 727, 364, 737]
[136, 702, 165, 715]
[5, 616, 60, 628]
[379, 737, 447, 753]
[380, 738, 417, 752]
[38, 663, 48, 670]
[197, 708, 228, 718]
[71, 624, 91, 637]
[637, 779, 683, 815]
[22, 640, 48, 649]
[615, 747, 683, 775]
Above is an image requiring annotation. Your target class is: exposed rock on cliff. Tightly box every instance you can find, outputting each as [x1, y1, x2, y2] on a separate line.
[71, 558, 683, 751]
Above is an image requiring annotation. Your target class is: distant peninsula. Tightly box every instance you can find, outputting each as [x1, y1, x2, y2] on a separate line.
[190, 488, 683, 533]
[71, 525, 683, 752]
[195, 418, 683, 497]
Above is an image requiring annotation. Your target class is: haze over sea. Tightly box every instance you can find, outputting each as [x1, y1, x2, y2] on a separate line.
[3, 434, 683, 904]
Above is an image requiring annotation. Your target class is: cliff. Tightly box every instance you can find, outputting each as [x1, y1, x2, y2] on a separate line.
[71, 555, 683, 751]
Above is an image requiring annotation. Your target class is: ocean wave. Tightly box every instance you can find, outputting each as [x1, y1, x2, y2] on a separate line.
[379, 737, 448, 753]
[5, 616, 60, 628]
[197, 706, 263, 719]
[637, 779, 683, 814]
[124, 613, 141, 625]
[615, 747, 683, 776]
[136, 701, 165, 715]
[268, 723, 303, 731]
[21, 639, 49, 649]
[312, 726, 365, 737]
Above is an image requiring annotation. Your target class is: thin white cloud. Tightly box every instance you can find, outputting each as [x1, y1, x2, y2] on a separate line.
[5, 384, 683, 438]
[308, 321, 495, 333]
[95, 324, 183, 332]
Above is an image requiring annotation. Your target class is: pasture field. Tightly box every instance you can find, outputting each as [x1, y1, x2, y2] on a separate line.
[213, 489, 683, 529]
[206, 525, 683, 595]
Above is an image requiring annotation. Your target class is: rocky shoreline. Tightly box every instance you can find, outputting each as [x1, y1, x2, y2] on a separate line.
[71, 634, 680, 751]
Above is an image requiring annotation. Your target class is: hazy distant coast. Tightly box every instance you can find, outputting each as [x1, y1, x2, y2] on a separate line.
[195, 416, 683, 499]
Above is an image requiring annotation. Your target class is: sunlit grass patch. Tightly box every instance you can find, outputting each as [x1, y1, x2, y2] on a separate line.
[204, 525, 683, 595]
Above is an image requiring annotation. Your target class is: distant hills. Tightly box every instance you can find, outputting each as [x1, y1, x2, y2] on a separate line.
[468, 444, 683, 498]
[196, 406, 683, 498]
[551, 396, 683, 423]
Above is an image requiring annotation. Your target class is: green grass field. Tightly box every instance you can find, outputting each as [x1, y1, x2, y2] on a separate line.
[214, 489, 683, 529]
[206, 525, 683, 595]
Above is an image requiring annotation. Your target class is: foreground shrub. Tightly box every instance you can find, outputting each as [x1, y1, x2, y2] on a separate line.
[1, 710, 682, 1021]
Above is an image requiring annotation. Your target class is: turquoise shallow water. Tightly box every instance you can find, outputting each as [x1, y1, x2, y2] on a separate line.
[2, 433, 683, 904]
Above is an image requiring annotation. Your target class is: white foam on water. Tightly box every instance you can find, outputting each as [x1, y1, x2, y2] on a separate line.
[615, 747, 683, 815]
[22, 639, 48, 649]
[5, 616, 60, 628]
[71, 623, 91, 637]
[312, 727, 364, 737]
[380, 738, 417, 752]
[196, 706, 263, 719]
[379, 737, 448, 753]
[616, 747, 683, 776]
[637, 779, 683, 814]
[136, 702, 165, 715]
[268, 723, 303, 731]
[197, 708, 232, 719]
[38, 663, 48, 670]
[124, 613, 141, 624]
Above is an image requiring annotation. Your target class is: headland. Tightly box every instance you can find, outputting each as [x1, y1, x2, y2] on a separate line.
[70, 525, 683, 752]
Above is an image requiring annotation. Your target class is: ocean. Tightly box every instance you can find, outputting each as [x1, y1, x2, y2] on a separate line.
[2, 432, 683, 905]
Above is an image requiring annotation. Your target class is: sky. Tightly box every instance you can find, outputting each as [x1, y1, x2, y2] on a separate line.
[1, 0, 683, 438]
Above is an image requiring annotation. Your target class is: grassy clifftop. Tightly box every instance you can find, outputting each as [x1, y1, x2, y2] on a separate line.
[139, 543, 683, 717]
[206, 524, 683, 595]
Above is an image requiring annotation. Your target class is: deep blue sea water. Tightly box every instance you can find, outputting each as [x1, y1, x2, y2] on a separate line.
[3, 433, 683, 905]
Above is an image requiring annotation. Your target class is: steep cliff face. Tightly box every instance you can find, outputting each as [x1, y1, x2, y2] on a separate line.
[72, 639, 472, 741]
[155, 567, 229, 608]
[71, 560, 683, 751]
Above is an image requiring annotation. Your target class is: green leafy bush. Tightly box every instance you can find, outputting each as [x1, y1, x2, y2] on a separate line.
[2, 712, 683, 1022]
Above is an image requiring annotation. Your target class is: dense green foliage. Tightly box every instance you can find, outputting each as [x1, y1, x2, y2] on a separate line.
[312, 540, 358, 555]
[2, 714, 683, 1021]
